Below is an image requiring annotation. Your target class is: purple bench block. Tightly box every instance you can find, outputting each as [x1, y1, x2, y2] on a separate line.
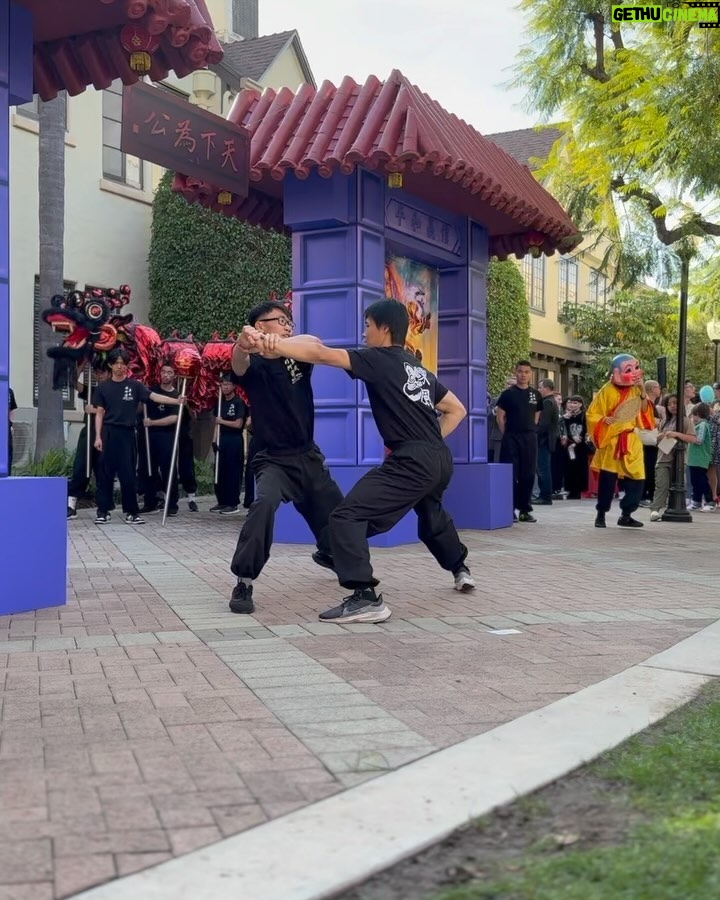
[0, 477, 68, 614]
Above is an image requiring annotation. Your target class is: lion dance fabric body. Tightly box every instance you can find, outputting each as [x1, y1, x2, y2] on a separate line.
[39, 285, 257, 413]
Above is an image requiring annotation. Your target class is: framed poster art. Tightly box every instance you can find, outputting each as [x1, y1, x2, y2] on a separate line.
[383, 255, 439, 373]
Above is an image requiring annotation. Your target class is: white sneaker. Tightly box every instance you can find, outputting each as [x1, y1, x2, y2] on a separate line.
[453, 567, 476, 592]
[701, 504, 715, 512]
[649, 511, 662, 521]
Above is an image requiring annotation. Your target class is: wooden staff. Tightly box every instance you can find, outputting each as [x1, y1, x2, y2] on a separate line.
[85, 361, 93, 479]
[142, 403, 152, 476]
[214, 385, 222, 483]
[162, 378, 188, 525]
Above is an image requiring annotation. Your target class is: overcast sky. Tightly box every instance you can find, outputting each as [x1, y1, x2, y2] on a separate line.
[260, 0, 537, 136]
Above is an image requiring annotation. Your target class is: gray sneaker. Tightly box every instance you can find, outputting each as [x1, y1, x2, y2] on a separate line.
[453, 567, 475, 592]
[319, 588, 391, 624]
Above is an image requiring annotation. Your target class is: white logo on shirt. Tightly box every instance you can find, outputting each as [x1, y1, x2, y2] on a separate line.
[402, 363, 433, 409]
[123, 386, 134, 402]
[529, 391, 538, 405]
[228, 403, 235, 416]
[284, 359, 303, 385]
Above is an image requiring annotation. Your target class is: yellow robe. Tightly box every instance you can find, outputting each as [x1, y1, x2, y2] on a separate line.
[586, 382, 655, 479]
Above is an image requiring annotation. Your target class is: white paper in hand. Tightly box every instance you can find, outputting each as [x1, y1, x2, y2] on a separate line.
[658, 436, 677, 455]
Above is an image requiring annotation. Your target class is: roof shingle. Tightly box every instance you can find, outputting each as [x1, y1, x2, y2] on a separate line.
[217, 31, 297, 82]
[485, 126, 562, 170]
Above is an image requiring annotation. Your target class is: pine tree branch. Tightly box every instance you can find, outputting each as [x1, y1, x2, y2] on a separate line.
[611, 177, 720, 244]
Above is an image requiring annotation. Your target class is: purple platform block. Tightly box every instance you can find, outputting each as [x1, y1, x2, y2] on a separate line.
[0, 477, 68, 614]
[273, 466, 417, 547]
[443, 463, 514, 530]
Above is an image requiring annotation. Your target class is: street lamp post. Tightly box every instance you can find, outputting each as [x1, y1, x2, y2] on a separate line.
[662, 250, 692, 523]
[706, 319, 720, 384]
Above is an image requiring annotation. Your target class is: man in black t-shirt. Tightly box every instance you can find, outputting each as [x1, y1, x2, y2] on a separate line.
[93, 348, 185, 525]
[67, 362, 109, 518]
[7, 386, 17, 472]
[496, 361, 543, 522]
[227, 301, 344, 615]
[256, 299, 473, 625]
[212, 374, 247, 513]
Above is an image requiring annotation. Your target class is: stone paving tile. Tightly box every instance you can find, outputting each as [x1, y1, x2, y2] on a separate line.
[0, 503, 718, 896]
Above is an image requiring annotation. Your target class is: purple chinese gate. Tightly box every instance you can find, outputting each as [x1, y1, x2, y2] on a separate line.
[272, 169, 513, 546]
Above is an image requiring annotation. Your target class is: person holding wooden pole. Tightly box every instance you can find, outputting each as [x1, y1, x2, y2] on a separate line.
[211, 374, 247, 513]
[67, 361, 109, 519]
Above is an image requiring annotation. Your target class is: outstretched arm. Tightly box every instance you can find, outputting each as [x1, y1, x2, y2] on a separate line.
[263, 334, 352, 370]
[436, 391, 466, 438]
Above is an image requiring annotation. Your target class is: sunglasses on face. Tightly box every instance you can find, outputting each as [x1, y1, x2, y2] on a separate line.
[257, 317, 294, 328]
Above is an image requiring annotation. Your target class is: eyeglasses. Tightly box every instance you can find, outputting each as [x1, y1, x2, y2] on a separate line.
[257, 317, 294, 328]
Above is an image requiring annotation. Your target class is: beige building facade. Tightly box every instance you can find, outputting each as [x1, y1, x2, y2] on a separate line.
[8, 0, 313, 463]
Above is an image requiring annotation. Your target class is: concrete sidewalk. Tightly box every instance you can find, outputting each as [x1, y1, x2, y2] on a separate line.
[0, 500, 717, 898]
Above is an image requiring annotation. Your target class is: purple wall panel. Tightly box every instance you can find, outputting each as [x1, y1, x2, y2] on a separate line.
[8, 3, 32, 105]
[438, 316, 468, 366]
[469, 415, 488, 462]
[438, 267, 468, 315]
[470, 318, 487, 366]
[0, 281, 8, 378]
[469, 366, 488, 414]
[284, 170, 355, 228]
[315, 409, 356, 465]
[357, 227, 384, 288]
[358, 169, 384, 227]
[469, 267, 487, 316]
[469, 221, 489, 267]
[358, 409, 384, 465]
[295, 228, 356, 287]
[312, 365, 356, 405]
[298, 287, 356, 344]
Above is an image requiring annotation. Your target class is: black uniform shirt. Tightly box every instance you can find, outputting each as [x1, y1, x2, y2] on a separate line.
[231, 356, 314, 454]
[95, 378, 151, 428]
[146, 385, 181, 434]
[497, 385, 543, 434]
[346, 346, 447, 448]
[219, 394, 247, 439]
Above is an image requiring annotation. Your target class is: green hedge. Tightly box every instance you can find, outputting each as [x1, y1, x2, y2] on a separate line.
[148, 171, 291, 340]
[486, 259, 531, 395]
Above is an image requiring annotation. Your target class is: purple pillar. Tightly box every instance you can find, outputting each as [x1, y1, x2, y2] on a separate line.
[1, 1, 68, 615]
[272, 168, 512, 546]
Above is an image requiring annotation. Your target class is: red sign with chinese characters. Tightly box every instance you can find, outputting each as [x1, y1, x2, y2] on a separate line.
[121, 82, 249, 198]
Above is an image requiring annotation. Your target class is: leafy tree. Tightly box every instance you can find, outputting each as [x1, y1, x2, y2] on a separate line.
[148, 171, 291, 340]
[561, 287, 716, 396]
[486, 259, 531, 395]
[514, 0, 720, 284]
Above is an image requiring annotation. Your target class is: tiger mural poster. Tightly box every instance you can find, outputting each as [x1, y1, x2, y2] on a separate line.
[383, 255, 439, 374]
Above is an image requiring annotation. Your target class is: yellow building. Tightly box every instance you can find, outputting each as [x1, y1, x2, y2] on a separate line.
[487, 127, 614, 397]
[8, 0, 313, 462]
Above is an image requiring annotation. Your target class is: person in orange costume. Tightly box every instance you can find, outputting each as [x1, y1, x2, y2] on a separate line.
[586, 353, 655, 529]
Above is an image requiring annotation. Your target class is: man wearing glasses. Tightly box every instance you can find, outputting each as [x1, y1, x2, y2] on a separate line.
[228, 301, 344, 614]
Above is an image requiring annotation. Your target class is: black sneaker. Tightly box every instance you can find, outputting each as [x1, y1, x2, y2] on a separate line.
[595, 513, 606, 528]
[95, 513, 110, 524]
[229, 582, 255, 614]
[319, 588, 391, 624]
[67, 506, 77, 519]
[209, 503, 223, 512]
[535, 498, 553, 505]
[139, 505, 159, 515]
[220, 505, 241, 515]
[618, 515, 643, 528]
[312, 551, 336, 572]
[167, 507, 179, 517]
[518, 512, 537, 523]
[125, 514, 145, 525]
[188, 501, 199, 512]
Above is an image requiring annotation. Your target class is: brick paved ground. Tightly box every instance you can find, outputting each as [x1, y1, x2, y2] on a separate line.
[0, 499, 717, 897]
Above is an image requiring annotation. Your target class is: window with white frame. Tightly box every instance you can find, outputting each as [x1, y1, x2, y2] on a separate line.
[102, 80, 143, 188]
[558, 257, 578, 307]
[589, 269, 608, 307]
[523, 255, 545, 312]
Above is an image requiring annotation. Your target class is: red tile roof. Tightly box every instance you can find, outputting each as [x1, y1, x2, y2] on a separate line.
[16, 0, 223, 101]
[173, 70, 580, 259]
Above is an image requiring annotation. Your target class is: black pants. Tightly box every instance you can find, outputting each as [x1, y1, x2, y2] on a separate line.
[689, 466, 712, 505]
[178, 432, 197, 494]
[215, 435, 243, 508]
[537, 442, 553, 500]
[243, 436, 258, 507]
[97, 425, 139, 516]
[500, 432, 537, 514]
[68, 426, 100, 499]
[564, 447, 589, 499]
[330, 442, 467, 589]
[596, 470, 643, 515]
[552, 447, 565, 493]
[642, 445, 658, 500]
[230, 445, 343, 579]
[144, 431, 178, 511]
